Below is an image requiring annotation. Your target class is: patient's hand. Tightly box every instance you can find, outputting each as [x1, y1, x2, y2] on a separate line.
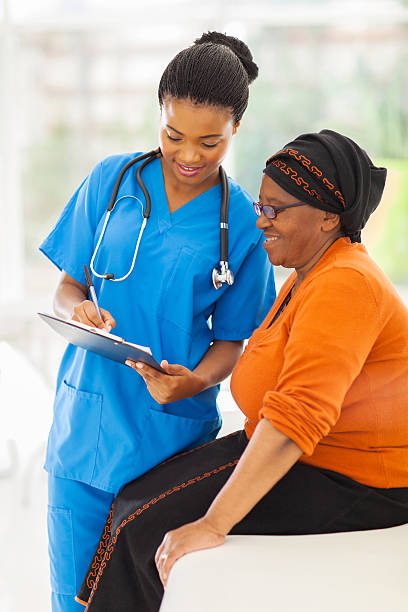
[125, 359, 206, 404]
[155, 518, 225, 587]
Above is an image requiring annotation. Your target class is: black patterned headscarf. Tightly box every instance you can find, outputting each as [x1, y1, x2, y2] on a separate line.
[263, 129, 387, 242]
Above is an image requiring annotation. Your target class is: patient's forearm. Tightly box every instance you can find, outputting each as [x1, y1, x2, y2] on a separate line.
[204, 418, 302, 534]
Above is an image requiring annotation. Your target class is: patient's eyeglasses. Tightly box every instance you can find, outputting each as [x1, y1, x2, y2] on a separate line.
[253, 201, 307, 219]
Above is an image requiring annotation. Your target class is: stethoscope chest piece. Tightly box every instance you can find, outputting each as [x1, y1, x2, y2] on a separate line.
[212, 262, 234, 290]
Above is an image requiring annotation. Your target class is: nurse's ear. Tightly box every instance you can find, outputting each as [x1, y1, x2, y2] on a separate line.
[232, 121, 241, 136]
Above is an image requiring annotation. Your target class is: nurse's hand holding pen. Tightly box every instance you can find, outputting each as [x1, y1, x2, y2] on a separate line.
[72, 301, 116, 332]
[54, 272, 115, 331]
[126, 338, 243, 403]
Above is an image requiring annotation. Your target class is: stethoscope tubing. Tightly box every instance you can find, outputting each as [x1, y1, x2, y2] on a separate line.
[219, 166, 230, 264]
[107, 149, 159, 213]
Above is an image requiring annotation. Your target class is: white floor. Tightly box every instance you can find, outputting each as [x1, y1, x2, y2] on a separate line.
[0, 446, 49, 612]
[0, 343, 52, 612]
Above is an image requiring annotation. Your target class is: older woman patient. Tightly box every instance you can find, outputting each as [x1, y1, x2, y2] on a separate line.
[77, 130, 408, 612]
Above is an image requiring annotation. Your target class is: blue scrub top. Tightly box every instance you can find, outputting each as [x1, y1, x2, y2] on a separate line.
[40, 153, 276, 493]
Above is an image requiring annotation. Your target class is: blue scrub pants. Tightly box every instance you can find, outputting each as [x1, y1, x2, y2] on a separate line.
[48, 475, 114, 612]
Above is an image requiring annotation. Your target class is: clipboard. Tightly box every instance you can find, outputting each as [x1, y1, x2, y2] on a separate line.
[38, 312, 166, 372]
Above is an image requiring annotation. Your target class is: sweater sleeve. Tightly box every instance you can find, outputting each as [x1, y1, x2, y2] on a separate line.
[259, 267, 381, 455]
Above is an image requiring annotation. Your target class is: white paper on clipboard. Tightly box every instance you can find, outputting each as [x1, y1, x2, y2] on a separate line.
[38, 312, 165, 372]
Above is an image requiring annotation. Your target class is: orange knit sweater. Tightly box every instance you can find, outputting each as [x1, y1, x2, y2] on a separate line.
[231, 238, 408, 488]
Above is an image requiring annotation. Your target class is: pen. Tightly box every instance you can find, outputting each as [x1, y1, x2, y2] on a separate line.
[84, 265, 104, 323]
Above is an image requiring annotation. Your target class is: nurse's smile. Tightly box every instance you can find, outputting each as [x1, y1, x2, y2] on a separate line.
[175, 162, 203, 177]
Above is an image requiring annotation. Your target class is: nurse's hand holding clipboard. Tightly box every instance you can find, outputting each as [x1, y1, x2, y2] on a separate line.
[126, 338, 243, 403]
[126, 359, 205, 404]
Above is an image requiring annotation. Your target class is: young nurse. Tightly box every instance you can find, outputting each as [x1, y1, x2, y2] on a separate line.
[40, 31, 275, 612]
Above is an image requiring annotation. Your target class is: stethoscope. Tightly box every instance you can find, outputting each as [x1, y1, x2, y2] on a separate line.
[90, 148, 234, 289]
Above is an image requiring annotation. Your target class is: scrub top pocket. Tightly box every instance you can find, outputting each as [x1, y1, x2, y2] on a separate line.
[134, 403, 221, 478]
[45, 380, 103, 484]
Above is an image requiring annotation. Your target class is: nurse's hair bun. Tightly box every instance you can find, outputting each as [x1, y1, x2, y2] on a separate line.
[194, 31, 259, 84]
[158, 30, 258, 123]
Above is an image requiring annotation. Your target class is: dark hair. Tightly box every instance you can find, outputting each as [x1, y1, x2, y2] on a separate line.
[158, 31, 258, 125]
